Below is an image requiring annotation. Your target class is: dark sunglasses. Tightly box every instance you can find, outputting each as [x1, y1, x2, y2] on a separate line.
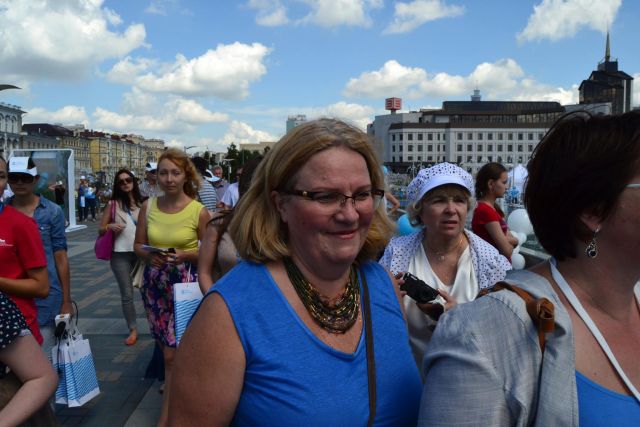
[118, 177, 133, 186]
[8, 173, 35, 184]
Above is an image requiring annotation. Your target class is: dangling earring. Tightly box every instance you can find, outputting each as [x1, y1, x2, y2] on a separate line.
[585, 225, 601, 259]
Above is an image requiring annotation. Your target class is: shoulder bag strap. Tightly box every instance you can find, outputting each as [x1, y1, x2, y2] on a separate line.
[110, 200, 117, 222]
[360, 268, 376, 427]
[478, 281, 555, 352]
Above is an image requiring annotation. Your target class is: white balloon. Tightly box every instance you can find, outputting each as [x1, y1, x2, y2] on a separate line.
[512, 245, 520, 255]
[511, 253, 525, 270]
[507, 209, 534, 235]
[516, 232, 528, 245]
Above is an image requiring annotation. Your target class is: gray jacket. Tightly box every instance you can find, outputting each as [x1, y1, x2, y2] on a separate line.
[418, 269, 579, 426]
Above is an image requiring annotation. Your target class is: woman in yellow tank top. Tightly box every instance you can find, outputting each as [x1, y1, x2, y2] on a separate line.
[134, 148, 210, 427]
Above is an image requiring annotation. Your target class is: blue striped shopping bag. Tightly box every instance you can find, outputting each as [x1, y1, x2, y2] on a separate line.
[173, 281, 203, 345]
[52, 335, 100, 407]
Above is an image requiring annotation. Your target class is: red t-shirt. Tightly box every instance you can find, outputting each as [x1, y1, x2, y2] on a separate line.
[0, 205, 46, 344]
[471, 202, 509, 250]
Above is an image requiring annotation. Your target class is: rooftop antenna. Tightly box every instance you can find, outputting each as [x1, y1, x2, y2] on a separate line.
[604, 29, 610, 62]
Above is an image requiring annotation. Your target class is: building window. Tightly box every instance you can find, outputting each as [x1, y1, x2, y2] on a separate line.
[408, 155, 413, 161]
[392, 145, 395, 152]
[418, 133, 423, 141]
[457, 132, 463, 140]
[428, 155, 433, 161]
[518, 145, 523, 152]
[408, 133, 413, 141]
[477, 156, 482, 163]
[488, 133, 493, 140]
[538, 133, 543, 140]
[477, 133, 483, 141]
[392, 134, 396, 141]
[467, 132, 473, 140]
[528, 133, 533, 141]
[488, 144, 493, 151]
[488, 156, 493, 162]
[467, 155, 472, 162]
[497, 132, 503, 140]
[418, 144, 423, 152]
[507, 144, 513, 151]
[399, 134, 403, 141]
[399, 144, 403, 152]
[477, 144, 483, 151]
[467, 144, 472, 151]
[457, 155, 462, 163]
[417, 156, 422, 161]
[428, 133, 433, 141]
[508, 133, 513, 140]
[517, 133, 523, 141]
[457, 144, 462, 151]
[408, 145, 414, 152]
[528, 144, 534, 152]
[428, 144, 433, 152]
[497, 144, 503, 152]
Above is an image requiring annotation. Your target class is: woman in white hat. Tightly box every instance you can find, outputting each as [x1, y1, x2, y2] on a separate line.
[379, 162, 511, 376]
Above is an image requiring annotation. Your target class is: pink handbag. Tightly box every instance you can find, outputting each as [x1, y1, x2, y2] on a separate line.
[94, 201, 116, 260]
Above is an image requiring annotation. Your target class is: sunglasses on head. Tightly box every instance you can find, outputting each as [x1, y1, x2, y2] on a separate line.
[8, 173, 35, 184]
[118, 177, 133, 186]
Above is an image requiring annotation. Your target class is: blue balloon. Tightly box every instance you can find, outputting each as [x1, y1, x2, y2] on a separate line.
[397, 213, 422, 236]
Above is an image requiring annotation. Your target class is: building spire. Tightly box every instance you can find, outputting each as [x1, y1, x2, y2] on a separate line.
[605, 30, 610, 62]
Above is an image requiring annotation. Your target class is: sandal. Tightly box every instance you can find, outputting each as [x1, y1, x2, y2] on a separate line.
[124, 330, 138, 346]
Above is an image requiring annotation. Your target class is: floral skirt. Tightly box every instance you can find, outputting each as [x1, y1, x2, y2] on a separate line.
[140, 262, 196, 348]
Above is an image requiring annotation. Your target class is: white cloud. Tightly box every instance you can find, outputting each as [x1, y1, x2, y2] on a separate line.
[0, 0, 146, 82]
[116, 42, 271, 99]
[344, 60, 428, 98]
[517, 0, 621, 43]
[247, 0, 290, 26]
[384, 0, 464, 34]
[343, 58, 578, 105]
[219, 121, 279, 146]
[24, 106, 90, 126]
[247, 0, 382, 28]
[92, 97, 228, 134]
[169, 99, 229, 124]
[307, 102, 376, 130]
[299, 0, 383, 28]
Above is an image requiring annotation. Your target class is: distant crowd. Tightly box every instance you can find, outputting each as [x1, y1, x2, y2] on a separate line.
[1, 110, 639, 426]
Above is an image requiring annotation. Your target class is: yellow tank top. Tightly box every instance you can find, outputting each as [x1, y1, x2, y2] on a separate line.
[147, 198, 203, 251]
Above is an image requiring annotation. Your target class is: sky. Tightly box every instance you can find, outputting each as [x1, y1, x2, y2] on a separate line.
[0, 0, 638, 153]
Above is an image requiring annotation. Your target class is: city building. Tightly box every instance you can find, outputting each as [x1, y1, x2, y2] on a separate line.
[22, 123, 92, 175]
[368, 92, 571, 174]
[0, 101, 25, 158]
[286, 114, 307, 133]
[579, 32, 633, 115]
[239, 141, 276, 153]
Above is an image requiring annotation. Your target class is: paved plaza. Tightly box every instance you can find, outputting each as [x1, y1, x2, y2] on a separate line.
[54, 218, 162, 426]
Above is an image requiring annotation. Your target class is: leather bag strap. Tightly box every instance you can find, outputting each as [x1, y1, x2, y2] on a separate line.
[360, 268, 376, 427]
[478, 281, 555, 352]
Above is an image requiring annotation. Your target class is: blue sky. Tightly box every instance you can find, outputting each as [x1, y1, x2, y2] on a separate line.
[0, 0, 637, 153]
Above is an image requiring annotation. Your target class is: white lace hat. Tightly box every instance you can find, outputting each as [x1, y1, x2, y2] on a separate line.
[406, 162, 473, 205]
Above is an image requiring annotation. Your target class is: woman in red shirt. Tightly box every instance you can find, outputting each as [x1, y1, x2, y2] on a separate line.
[0, 156, 49, 344]
[472, 162, 519, 259]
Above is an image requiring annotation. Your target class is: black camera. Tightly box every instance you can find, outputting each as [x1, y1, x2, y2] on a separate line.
[400, 272, 439, 304]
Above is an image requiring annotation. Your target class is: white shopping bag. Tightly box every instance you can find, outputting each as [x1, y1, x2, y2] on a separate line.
[173, 282, 203, 345]
[52, 336, 100, 407]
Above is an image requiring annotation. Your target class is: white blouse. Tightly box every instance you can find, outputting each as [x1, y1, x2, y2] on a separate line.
[404, 243, 479, 378]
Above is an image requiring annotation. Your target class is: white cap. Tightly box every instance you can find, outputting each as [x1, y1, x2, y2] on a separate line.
[146, 162, 158, 172]
[80, 175, 86, 180]
[9, 157, 37, 176]
[204, 169, 220, 183]
[407, 162, 473, 205]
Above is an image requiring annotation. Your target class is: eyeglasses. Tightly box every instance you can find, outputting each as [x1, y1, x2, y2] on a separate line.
[118, 177, 133, 186]
[283, 189, 385, 212]
[627, 183, 640, 188]
[8, 173, 35, 184]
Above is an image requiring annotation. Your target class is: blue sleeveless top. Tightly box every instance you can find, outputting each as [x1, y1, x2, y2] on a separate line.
[576, 371, 640, 426]
[212, 261, 422, 427]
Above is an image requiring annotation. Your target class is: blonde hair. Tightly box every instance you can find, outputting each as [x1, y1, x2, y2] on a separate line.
[230, 118, 394, 263]
[157, 148, 200, 199]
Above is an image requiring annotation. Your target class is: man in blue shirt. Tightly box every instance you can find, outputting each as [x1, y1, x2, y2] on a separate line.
[7, 157, 72, 354]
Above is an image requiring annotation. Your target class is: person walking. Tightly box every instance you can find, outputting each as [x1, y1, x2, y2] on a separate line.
[134, 149, 209, 426]
[99, 168, 143, 346]
[6, 157, 72, 355]
[139, 162, 164, 199]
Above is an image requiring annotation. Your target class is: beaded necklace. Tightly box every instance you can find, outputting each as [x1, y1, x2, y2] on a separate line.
[283, 257, 360, 334]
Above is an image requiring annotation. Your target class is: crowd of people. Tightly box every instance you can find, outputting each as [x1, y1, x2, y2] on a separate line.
[1, 111, 639, 425]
